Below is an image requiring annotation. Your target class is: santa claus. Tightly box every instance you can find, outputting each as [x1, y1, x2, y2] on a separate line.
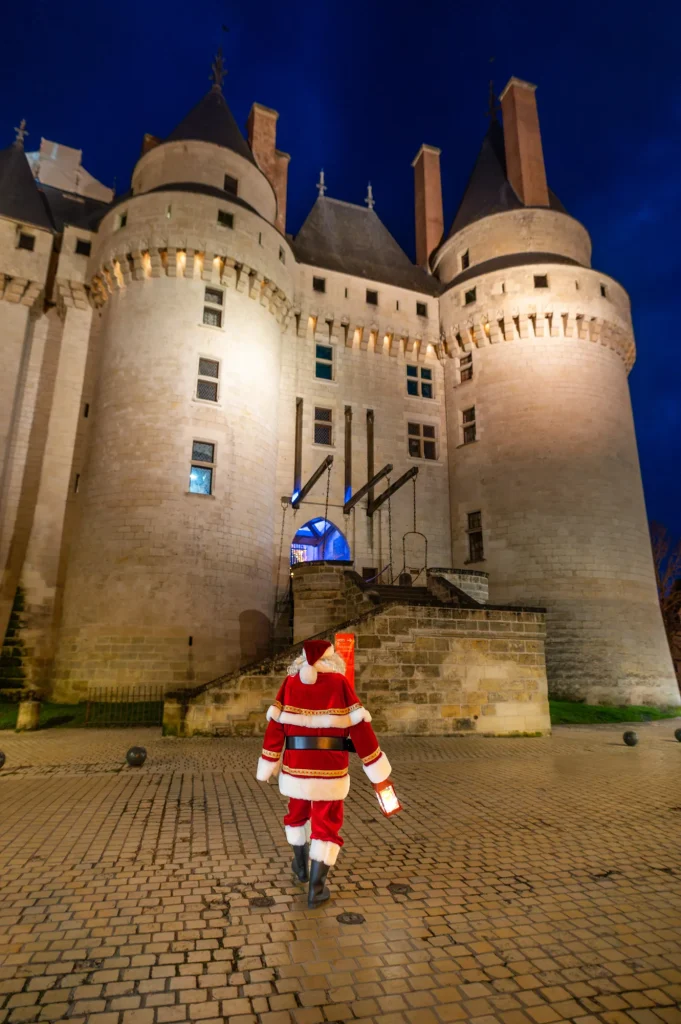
[256, 638, 393, 908]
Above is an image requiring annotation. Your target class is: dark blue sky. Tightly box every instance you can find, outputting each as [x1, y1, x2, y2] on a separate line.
[2, 0, 679, 535]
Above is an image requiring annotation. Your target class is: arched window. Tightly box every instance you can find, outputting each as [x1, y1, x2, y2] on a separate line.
[290, 518, 351, 564]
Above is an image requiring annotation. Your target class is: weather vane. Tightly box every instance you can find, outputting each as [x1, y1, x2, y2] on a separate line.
[365, 182, 375, 210]
[210, 42, 227, 91]
[14, 118, 28, 147]
[316, 169, 327, 197]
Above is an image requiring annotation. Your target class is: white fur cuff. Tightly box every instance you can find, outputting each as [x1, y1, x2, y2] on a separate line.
[310, 839, 340, 866]
[279, 771, 351, 802]
[256, 756, 280, 782]
[285, 824, 308, 846]
[362, 752, 392, 784]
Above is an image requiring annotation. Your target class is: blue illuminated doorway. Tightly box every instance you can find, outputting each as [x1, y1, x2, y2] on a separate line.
[290, 518, 351, 564]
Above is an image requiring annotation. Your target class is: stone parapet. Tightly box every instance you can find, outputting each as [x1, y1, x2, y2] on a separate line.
[171, 599, 550, 738]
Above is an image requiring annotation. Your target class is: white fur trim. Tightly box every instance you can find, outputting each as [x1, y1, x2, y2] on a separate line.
[266, 704, 281, 722]
[310, 839, 340, 866]
[299, 663, 317, 685]
[256, 756, 280, 782]
[362, 752, 392, 784]
[287, 648, 347, 678]
[279, 771, 351, 802]
[285, 824, 308, 846]
[277, 706, 371, 730]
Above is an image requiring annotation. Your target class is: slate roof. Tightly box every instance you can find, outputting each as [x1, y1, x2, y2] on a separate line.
[39, 183, 111, 233]
[447, 119, 566, 239]
[294, 196, 440, 296]
[0, 141, 53, 231]
[166, 86, 256, 166]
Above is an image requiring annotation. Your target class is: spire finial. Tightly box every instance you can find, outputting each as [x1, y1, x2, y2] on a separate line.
[316, 169, 326, 197]
[486, 57, 498, 121]
[210, 46, 226, 91]
[14, 119, 28, 149]
[365, 182, 375, 210]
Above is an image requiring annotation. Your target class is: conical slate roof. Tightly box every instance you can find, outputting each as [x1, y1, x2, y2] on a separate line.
[166, 86, 256, 165]
[0, 140, 53, 231]
[447, 119, 566, 239]
[294, 196, 440, 296]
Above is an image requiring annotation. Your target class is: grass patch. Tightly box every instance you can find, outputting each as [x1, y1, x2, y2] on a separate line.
[0, 703, 18, 730]
[550, 700, 681, 725]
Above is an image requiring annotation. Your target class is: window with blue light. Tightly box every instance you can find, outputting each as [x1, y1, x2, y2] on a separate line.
[315, 344, 334, 380]
[406, 365, 433, 398]
[189, 440, 215, 495]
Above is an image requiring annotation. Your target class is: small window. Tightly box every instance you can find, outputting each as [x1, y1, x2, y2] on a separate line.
[407, 422, 437, 460]
[197, 357, 219, 402]
[416, 302, 428, 318]
[189, 441, 215, 495]
[166, 204, 172, 219]
[315, 344, 334, 381]
[344, 287, 348, 299]
[203, 287, 223, 327]
[366, 289, 378, 306]
[396, 300, 400, 311]
[459, 353, 473, 382]
[314, 407, 333, 446]
[462, 406, 476, 444]
[117, 212, 127, 230]
[464, 287, 476, 306]
[83, 403, 90, 418]
[217, 209, 234, 228]
[224, 174, 238, 195]
[258, 232, 262, 246]
[467, 511, 484, 563]
[75, 238, 91, 257]
[17, 233, 35, 251]
[313, 276, 326, 293]
[534, 274, 548, 289]
[501, 282, 506, 293]
[600, 283, 608, 298]
[406, 365, 433, 399]
[279, 246, 286, 263]
[461, 250, 470, 271]
[74, 473, 80, 494]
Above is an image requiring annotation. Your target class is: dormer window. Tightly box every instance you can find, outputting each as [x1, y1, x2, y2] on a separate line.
[17, 232, 35, 251]
[461, 250, 470, 271]
[313, 276, 326, 293]
[224, 174, 238, 195]
[366, 289, 378, 306]
[75, 238, 91, 257]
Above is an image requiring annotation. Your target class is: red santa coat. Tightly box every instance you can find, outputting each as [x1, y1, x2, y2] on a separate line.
[256, 658, 391, 801]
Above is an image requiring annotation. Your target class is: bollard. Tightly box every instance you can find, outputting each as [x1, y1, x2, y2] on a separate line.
[16, 700, 41, 732]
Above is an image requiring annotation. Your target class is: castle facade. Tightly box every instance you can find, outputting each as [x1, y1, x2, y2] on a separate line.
[0, 69, 677, 707]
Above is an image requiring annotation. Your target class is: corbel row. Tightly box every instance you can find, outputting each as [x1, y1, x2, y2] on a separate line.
[0, 274, 43, 308]
[89, 245, 293, 327]
[443, 309, 636, 370]
[291, 305, 441, 362]
[55, 279, 91, 320]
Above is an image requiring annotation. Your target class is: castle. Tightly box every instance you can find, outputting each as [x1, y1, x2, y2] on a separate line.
[0, 61, 678, 712]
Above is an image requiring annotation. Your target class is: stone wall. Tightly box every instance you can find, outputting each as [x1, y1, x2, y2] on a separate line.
[168, 598, 550, 738]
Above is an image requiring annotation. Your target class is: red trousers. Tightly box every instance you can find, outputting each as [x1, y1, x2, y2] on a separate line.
[283, 798, 344, 848]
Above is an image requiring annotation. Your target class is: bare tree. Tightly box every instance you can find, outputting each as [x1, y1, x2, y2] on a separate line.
[650, 521, 681, 686]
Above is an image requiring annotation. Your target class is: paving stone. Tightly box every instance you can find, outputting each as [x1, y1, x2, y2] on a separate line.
[0, 727, 680, 1024]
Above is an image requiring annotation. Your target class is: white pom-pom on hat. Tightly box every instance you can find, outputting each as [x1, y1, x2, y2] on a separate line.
[299, 662, 318, 685]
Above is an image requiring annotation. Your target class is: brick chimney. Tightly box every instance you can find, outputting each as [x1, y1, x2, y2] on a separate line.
[247, 103, 289, 234]
[412, 144, 444, 270]
[499, 78, 549, 208]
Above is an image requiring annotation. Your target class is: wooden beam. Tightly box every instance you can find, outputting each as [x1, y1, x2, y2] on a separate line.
[343, 464, 392, 515]
[367, 467, 419, 518]
[292, 454, 333, 509]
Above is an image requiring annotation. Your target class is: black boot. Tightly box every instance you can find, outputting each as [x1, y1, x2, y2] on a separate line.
[308, 859, 331, 908]
[291, 844, 309, 883]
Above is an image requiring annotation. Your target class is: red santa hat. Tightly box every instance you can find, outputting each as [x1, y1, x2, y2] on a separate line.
[300, 639, 333, 685]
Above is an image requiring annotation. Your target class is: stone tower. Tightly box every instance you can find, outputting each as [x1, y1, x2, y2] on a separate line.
[51, 71, 294, 697]
[430, 78, 678, 706]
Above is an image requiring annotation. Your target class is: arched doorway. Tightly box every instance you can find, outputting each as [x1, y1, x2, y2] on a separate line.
[290, 517, 351, 564]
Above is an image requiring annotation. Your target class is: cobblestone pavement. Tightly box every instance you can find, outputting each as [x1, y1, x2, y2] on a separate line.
[1, 724, 681, 1024]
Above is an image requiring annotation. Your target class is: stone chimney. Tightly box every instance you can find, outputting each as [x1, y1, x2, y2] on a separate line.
[499, 78, 549, 208]
[412, 144, 444, 270]
[247, 103, 289, 234]
[141, 134, 161, 156]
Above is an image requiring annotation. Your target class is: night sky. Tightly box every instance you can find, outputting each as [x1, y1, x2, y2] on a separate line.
[2, 0, 679, 537]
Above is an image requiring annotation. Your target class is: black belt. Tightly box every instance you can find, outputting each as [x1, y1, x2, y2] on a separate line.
[285, 736, 355, 752]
